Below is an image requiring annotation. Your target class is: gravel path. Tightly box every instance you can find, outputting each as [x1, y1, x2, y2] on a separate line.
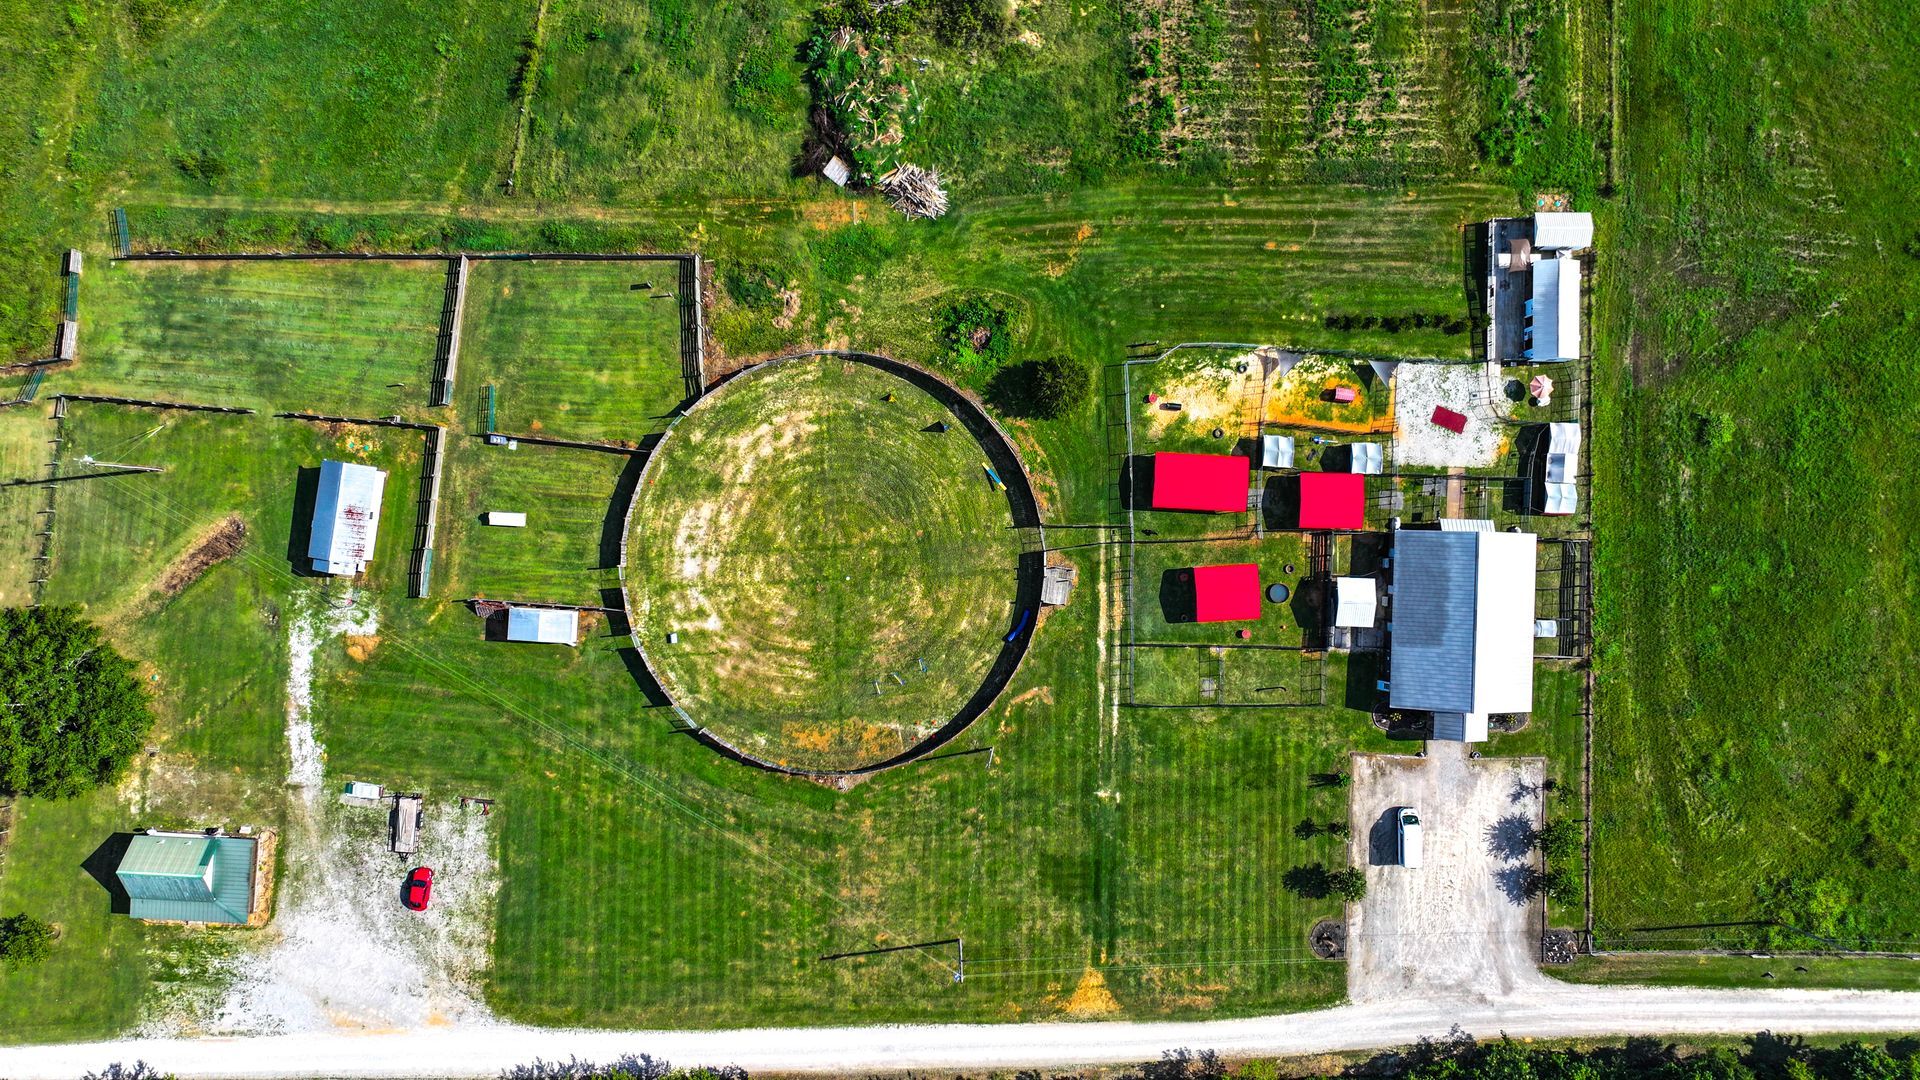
[7, 986, 1920, 1078]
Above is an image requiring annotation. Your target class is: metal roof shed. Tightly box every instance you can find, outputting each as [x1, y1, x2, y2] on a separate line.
[506, 606, 580, 646]
[308, 459, 387, 576]
[1387, 529, 1538, 742]
[1524, 256, 1582, 362]
[1532, 212, 1594, 251]
[115, 833, 257, 924]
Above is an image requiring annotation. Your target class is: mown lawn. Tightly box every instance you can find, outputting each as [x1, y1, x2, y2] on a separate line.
[457, 260, 686, 443]
[73, 259, 446, 416]
[1591, 0, 1920, 953]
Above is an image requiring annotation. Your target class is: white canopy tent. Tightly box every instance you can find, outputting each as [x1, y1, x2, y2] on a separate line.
[1333, 577, 1378, 628]
[1540, 422, 1581, 515]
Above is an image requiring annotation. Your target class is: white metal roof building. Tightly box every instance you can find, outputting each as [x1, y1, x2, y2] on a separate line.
[308, 460, 387, 576]
[1532, 211, 1594, 251]
[1524, 255, 1582, 361]
[1387, 528, 1538, 742]
[506, 606, 580, 646]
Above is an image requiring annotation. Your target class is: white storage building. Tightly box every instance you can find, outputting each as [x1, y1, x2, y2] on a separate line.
[308, 459, 387, 576]
[1532, 211, 1594, 251]
[1524, 255, 1582, 362]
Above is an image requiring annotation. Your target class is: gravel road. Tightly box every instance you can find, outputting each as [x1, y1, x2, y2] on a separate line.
[5, 985, 1920, 1079]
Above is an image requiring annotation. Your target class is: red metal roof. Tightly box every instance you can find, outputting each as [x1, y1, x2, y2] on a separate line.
[1298, 472, 1366, 530]
[1193, 563, 1262, 623]
[1151, 452, 1250, 513]
[1431, 406, 1468, 433]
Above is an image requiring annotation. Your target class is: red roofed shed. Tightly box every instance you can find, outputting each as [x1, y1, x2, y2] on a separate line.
[1298, 472, 1366, 530]
[1193, 563, 1262, 623]
[1151, 452, 1250, 513]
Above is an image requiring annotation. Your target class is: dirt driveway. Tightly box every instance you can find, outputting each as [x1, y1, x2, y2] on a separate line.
[1346, 741, 1551, 1003]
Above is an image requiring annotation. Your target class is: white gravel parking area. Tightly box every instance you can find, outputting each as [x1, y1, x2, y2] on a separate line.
[1346, 741, 1550, 1003]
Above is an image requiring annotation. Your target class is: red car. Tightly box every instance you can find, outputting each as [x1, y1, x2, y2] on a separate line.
[402, 866, 433, 911]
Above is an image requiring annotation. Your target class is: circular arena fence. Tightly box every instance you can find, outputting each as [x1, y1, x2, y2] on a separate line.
[616, 349, 1046, 780]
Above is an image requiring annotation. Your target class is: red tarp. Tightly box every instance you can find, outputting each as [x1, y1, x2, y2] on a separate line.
[1431, 406, 1468, 434]
[1193, 563, 1262, 623]
[1298, 472, 1366, 530]
[1151, 451, 1250, 512]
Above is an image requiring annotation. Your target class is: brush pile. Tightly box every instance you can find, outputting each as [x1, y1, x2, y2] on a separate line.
[878, 164, 949, 219]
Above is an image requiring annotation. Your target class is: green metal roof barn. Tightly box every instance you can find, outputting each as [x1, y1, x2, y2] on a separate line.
[114, 833, 259, 925]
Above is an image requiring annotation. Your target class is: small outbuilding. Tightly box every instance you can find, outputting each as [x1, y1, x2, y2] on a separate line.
[1150, 451, 1251, 513]
[1536, 422, 1580, 516]
[1040, 564, 1078, 607]
[1192, 563, 1262, 623]
[308, 459, 387, 576]
[1297, 472, 1366, 531]
[484, 511, 527, 527]
[115, 831, 260, 925]
[506, 606, 580, 646]
[1333, 576, 1378, 628]
[1532, 211, 1595, 252]
[1260, 434, 1295, 470]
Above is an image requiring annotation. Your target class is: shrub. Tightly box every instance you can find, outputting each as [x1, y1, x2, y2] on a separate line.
[988, 355, 1091, 419]
[928, 0, 1012, 48]
[0, 913, 55, 968]
[1327, 866, 1367, 902]
[1536, 818, 1580, 861]
[935, 293, 1014, 371]
[1531, 865, 1580, 902]
[722, 264, 781, 311]
[0, 607, 154, 798]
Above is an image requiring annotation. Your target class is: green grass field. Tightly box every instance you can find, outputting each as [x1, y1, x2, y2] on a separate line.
[458, 260, 686, 442]
[627, 357, 1023, 772]
[75, 259, 446, 415]
[1590, 0, 1920, 953]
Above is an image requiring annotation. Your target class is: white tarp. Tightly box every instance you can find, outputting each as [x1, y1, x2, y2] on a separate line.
[1532, 211, 1594, 251]
[1541, 422, 1580, 515]
[1348, 442, 1384, 475]
[1261, 434, 1294, 469]
[505, 607, 579, 646]
[1333, 576, 1377, 628]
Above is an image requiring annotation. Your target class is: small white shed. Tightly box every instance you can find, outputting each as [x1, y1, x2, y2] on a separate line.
[484, 511, 528, 527]
[1532, 212, 1594, 251]
[1347, 442, 1384, 475]
[506, 606, 579, 646]
[1260, 434, 1295, 470]
[1333, 577, 1378, 628]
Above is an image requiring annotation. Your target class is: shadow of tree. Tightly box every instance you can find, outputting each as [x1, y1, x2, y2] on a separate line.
[1485, 813, 1538, 862]
[1496, 864, 1538, 906]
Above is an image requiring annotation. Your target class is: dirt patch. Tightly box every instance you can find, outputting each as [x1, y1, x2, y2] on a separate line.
[1005, 685, 1055, 709]
[772, 287, 803, 330]
[1263, 354, 1392, 434]
[1144, 365, 1247, 438]
[1061, 967, 1121, 1017]
[344, 635, 380, 663]
[157, 516, 248, 598]
[1310, 918, 1346, 959]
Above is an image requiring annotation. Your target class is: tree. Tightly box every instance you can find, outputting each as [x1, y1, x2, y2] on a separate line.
[1532, 865, 1580, 902]
[0, 606, 154, 798]
[1328, 866, 1367, 902]
[1536, 818, 1580, 861]
[987, 355, 1091, 419]
[0, 912, 55, 967]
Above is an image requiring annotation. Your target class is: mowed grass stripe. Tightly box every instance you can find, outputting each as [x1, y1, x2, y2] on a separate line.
[72, 259, 445, 415]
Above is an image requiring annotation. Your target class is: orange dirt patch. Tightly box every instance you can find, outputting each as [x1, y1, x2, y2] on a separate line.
[344, 635, 380, 662]
[1062, 967, 1121, 1017]
[1005, 685, 1055, 709]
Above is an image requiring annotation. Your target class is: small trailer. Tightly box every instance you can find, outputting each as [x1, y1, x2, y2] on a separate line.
[484, 511, 527, 527]
[390, 795, 424, 855]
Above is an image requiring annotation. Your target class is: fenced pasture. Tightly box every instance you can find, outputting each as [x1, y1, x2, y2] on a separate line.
[626, 356, 1025, 774]
[74, 259, 446, 415]
[459, 259, 687, 443]
[436, 435, 635, 608]
[1131, 644, 1326, 709]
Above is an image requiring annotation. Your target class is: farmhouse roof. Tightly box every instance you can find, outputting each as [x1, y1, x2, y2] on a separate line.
[1193, 563, 1262, 623]
[1151, 452, 1250, 513]
[116, 833, 257, 924]
[506, 606, 580, 646]
[308, 459, 387, 576]
[1387, 529, 1538, 740]
[1297, 472, 1365, 530]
